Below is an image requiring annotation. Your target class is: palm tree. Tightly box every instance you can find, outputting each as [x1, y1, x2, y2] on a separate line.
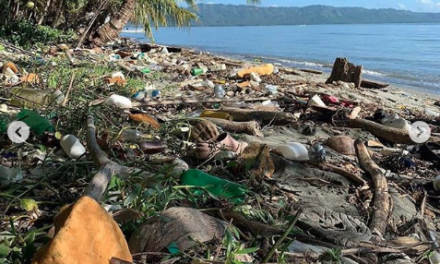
[88, 0, 261, 46]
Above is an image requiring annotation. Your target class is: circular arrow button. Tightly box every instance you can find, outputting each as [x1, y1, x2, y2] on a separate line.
[409, 121, 431, 144]
[7, 121, 30, 143]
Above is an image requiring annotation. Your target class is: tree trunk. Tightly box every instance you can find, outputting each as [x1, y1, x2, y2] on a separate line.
[326, 57, 363, 88]
[89, 0, 136, 46]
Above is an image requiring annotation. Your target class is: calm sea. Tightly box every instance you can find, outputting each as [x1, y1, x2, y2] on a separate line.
[121, 24, 440, 94]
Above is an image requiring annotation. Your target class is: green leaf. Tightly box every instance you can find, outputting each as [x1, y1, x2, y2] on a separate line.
[123, 185, 141, 206]
[0, 244, 11, 256]
[235, 247, 259, 254]
[20, 199, 38, 212]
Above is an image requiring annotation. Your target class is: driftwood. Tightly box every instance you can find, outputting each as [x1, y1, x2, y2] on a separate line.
[203, 118, 264, 137]
[355, 139, 390, 240]
[84, 115, 133, 201]
[309, 160, 368, 187]
[361, 79, 389, 89]
[219, 107, 297, 125]
[347, 118, 440, 144]
[131, 97, 274, 107]
[299, 68, 323, 75]
[326, 57, 363, 88]
[117, 61, 134, 72]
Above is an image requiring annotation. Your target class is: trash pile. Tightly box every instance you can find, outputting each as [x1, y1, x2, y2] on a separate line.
[1, 38, 440, 264]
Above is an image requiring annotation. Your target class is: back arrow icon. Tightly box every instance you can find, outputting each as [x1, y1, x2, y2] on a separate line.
[15, 127, 22, 137]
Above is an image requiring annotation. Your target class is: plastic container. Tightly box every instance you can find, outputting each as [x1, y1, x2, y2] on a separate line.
[106, 94, 132, 108]
[120, 129, 142, 143]
[209, 64, 226, 72]
[264, 84, 278, 95]
[60, 135, 86, 159]
[250, 72, 261, 82]
[180, 169, 247, 204]
[132, 91, 146, 101]
[214, 85, 226, 99]
[141, 68, 151, 74]
[10, 88, 64, 108]
[275, 142, 309, 161]
[190, 68, 203, 76]
[308, 95, 327, 108]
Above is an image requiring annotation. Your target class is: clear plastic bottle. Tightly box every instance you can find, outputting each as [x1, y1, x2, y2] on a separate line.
[214, 85, 226, 99]
[120, 129, 142, 143]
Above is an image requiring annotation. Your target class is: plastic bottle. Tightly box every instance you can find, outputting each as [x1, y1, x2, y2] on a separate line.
[275, 142, 309, 161]
[180, 169, 247, 204]
[60, 135, 86, 159]
[264, 84, 278, 95]
[190, 68, 203, 76]
[106, 94, 132, 108]
[10, 88, 64, 108]
[17, 109, 54, 136]
[214, 85, 226, 99]
[120, 129, 143, 143]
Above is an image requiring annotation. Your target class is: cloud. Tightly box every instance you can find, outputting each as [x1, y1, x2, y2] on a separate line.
[398, 3, 407, 9]
[416, 0, 440, 5]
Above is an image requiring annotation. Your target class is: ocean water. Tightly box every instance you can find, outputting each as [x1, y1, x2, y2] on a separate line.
[121, 24, 440, 94]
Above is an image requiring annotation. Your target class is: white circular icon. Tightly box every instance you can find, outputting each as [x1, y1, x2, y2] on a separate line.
[409, 121, 431, 144]
[7, 121, 30, 143]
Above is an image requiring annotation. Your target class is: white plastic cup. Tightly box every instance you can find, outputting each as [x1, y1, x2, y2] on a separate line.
[308, 95, 327, 108]
[111, 71, 125, 80]
[106, 94, 132, 108]
[60, 135, 86, 159]
[275, 142, 309, 161]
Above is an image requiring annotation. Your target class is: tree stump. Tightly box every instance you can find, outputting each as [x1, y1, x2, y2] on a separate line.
[326, 58, 363, 88]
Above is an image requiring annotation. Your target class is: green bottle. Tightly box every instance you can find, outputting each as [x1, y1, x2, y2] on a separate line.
[17, 109, 54, 136]
[180, 169, 247, 204]
[190, 68, 203, 76]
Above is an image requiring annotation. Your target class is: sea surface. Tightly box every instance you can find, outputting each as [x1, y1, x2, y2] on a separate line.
[121, 24, 440, 94]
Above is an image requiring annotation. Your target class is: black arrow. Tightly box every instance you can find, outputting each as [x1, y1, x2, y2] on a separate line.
[15, 127, 22, 137]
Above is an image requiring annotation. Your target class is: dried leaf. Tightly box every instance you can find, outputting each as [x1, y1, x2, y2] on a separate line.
[129, 113, 160, 130]
[239, 142, 274, 179]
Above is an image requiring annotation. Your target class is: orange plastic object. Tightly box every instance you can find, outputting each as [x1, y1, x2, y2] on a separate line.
[129, 113, 161, 130]
[20, 73, 41, 84]
[106, 76, 126, 86]
[237, 64, 274, 78]
[200, 110, 232, 120]
[32, 196, 132, 264]
[3, 62, 19, 74]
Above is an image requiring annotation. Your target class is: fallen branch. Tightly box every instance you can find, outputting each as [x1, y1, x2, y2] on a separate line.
[220, 107, 297, 125]
[347, 118, 440, 144]
[61, 72, 75, 107]
[84, 115, 132, 201]
[203, 117, 264, 137]
[355, 139, 390, 240]
[117, 61, 134, 72]
[309, 160, 368, 187]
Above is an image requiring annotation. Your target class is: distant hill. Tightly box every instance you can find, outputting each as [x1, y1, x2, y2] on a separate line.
[191, 4, 440, 26]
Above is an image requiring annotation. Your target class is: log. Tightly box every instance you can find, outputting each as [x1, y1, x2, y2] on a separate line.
[326, 58, 363, 88]
[203, 118, 264, 137]
[219, 107, 297, 125]
[361, 79, 389, 89]
[355, 139, 390, 240]
[347, 118, 440, 144]
[299, 68, 323, 75]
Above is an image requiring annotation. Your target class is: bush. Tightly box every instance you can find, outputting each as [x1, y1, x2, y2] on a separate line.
[0, 20, 77, 49]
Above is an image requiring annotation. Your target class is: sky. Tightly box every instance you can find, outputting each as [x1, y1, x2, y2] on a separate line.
[204, 0, 440, 12]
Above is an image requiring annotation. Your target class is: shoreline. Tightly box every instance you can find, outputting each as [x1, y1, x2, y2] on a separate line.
[145, 40, 440, 100]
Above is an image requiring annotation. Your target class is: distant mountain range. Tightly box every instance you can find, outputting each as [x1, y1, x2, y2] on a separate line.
[191, 4, 440, 26]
